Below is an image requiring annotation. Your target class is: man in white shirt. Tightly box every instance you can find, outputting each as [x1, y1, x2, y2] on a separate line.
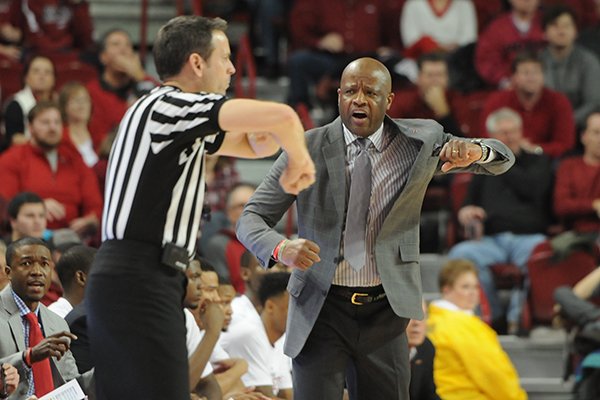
[220, 272, 293, 399]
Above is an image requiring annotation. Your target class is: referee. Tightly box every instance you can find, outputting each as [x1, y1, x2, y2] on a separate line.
[85, 16, 316, 400]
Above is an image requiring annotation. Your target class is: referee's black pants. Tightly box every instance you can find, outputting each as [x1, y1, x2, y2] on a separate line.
[86, 239, 189, 400]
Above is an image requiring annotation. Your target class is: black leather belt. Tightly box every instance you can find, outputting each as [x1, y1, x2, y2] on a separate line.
[329, 285, 386, 305]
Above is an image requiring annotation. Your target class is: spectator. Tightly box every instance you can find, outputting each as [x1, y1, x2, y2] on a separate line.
[2, 55, 55, 149]
[204, 183, 256, 293]
[48, 244, 96, 318]
[448, 107, 551, 333]
[219, 272, 293, 399]
[0, 101, 103, 233]
[428, 259, 526, 400]
[86, 28, 157, 151]
[407, 301, 440, 400]
[475, 0, 545, 88]
[553, 112, 600, 250]
[6, 0, 93, 64]
[286, 0, 402, 109]
[0, 0, 21, 63]
[0, 238, 94, 398]
[58, 82, 98, 167]
[541, 0, 599, 29]
[540, 5, 600, 131]
[400, 0, 478, 54]
[553, 267, 600, 398]
[184, 258, 225, 399]
[389, 52, 463, 136]
[481, 52, 576, 158]
[4, 192, 46, 244]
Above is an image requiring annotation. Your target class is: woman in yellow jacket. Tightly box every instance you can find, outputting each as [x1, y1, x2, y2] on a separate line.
[427, 259, 527, 400]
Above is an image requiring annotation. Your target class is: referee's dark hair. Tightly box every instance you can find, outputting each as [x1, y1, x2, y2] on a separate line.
[153, 15, 228, 80]
[56, 245, 97, 291]
[257, 272, 290, 307]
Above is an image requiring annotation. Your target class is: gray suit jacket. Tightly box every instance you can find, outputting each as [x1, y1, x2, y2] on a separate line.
[237, 116, 514, 358]
[0, 286, 94, 399]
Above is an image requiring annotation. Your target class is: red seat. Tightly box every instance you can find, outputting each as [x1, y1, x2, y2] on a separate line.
[526, 241, 597, 326]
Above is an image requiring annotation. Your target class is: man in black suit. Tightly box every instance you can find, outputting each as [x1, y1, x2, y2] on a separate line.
[407, 303, 439, 400]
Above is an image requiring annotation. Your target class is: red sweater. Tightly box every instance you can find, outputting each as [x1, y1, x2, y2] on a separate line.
[0, 142, 103, 230]
[481, 88, 575, 157]
[475, 13, 545, 86]
[554, 157, 600, 233]
[289, 0, 402, 53]
[8, 0, 93, 55]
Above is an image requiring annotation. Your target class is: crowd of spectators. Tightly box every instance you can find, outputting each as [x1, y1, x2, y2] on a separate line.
[0, 0, 599, 398]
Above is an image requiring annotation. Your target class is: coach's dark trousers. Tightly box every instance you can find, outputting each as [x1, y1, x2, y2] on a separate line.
[292, 286, 411, 400]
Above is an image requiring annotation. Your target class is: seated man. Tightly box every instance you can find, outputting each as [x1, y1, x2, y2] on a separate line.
[185, 258, 254, 400]
[286, 0, 401, 110]
[0, 101, 103, 234]
[204, 182, 256, 293]
[428, 259, 526, 400]
[49, 245, 96, 318]
[475, 0, 545, 88]
[0, 237, 93, 398]
[4, 192, 47, 244]
[481, 52, 576, 158]
[219, 272, 293, 399]
[554, 112, 600, 241]
[554, 266, 600, 397]
[389, 52, 463, 137]
[449, 107, 552, 333]
[86, 29, 157, 151]
[540, 5, 600, 130]
[6, 0, 93, 63]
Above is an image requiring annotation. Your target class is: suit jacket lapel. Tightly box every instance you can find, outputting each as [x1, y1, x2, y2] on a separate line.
[322, 118, 347, 218]
[2, 288, 26, 351]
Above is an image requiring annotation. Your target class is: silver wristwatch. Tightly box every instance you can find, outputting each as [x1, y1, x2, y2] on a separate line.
[470, 139, 489, 162]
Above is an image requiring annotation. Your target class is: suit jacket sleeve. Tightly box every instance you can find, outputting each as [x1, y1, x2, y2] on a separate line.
[236, 151, 297, 268]
[435, 134, 515, 176]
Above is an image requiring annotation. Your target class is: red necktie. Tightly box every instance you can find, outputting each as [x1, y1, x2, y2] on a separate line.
[25, 312, 54, 396]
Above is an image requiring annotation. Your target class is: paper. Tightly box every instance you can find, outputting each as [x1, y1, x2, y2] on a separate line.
[39, 379, 85, 400]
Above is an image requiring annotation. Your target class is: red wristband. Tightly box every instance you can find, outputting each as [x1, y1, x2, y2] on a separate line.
[273, 239, 287, 261]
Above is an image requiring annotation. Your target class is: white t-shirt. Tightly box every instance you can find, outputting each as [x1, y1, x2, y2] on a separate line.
[184, 308, 213, 378]
[229, 295, 256, 327]
[219, 306, 292, 393]
[47, 297, 73, 318]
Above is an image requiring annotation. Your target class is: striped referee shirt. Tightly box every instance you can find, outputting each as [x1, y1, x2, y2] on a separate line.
[102, 85, 227, 258]
[332, 121, 420, 287]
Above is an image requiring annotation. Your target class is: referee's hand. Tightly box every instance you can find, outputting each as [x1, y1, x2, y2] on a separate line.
[279, 154, 316, 195]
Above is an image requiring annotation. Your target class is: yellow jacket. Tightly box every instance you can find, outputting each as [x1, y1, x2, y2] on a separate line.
[427, 303, 527, 400]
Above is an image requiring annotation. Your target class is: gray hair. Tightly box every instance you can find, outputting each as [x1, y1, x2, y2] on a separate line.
[486, 107, 522, 134]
